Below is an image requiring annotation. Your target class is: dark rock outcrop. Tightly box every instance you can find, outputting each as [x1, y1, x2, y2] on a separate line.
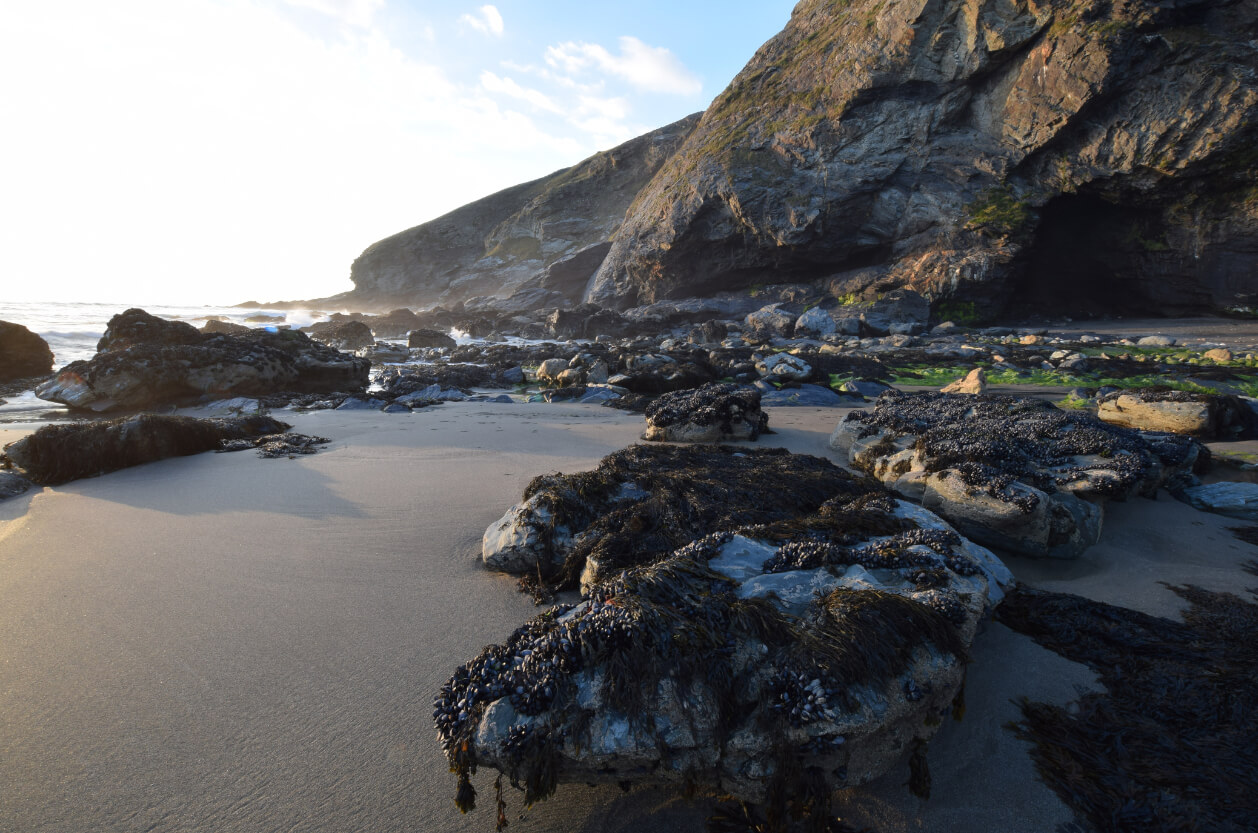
[2, 414, 290, 485]
[341, 114, 701, 310]
[35, 309, 370, 412]
[0, 321, 54, 382]
[580, 0, 1258, 317]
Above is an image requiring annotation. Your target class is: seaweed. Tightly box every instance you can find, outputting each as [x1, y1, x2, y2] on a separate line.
[996, 584, 1258, 833]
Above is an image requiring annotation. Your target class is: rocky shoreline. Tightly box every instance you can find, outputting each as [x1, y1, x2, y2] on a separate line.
[3, 304, 1258, 832]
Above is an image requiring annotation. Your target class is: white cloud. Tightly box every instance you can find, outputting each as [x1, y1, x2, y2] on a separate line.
[460, 4, 503, 37]
[283, 0, 384, 28]
[480, 71, 563, 113]
[545, 36, 701, 95]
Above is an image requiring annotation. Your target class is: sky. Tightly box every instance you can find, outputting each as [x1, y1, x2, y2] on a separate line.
[0, 0, 796, 305]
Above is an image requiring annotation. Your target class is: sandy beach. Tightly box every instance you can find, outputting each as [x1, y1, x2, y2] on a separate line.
[1, 401, 1254, 833]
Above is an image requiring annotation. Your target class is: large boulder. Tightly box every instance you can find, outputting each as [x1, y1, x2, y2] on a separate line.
[407, 328, 457, 349]
[0, 321, 54, 382]
[644, 382, 767, 443]
[445, 446, 1012, 816]
[305, 319, 375, 352]
[830, 392, 1203, 558]
[1097, 389, 1257, 439]
[2, 413, 290, 485]
[35, 310, 370, 412]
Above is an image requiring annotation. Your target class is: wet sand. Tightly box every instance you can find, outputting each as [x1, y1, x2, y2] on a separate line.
[1, 401, 1253, 832]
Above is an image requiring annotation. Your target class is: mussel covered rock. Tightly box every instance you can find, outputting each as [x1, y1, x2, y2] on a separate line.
[643, 382, 767, 443]
[483, 444, 856, 587]
[830, 392, 1204, 558]
[444, 468, 1011, 817]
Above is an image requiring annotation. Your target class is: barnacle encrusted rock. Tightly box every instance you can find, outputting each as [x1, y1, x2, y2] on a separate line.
[482, 444, 856, 586]
[830, 391, 1204, 558]
[442, 476, 1011, 815]
[1096, 389, 1256, 439]
[642, 382, 767, 442]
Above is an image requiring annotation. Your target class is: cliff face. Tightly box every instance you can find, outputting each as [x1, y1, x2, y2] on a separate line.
[586, 0, 1258, 316]
[343, 114, 700, 310]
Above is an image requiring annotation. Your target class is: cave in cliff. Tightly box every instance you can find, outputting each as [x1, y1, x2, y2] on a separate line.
[1005, 193, 1218, 319]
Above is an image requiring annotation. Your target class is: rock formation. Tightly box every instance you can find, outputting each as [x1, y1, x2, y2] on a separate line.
[341, 0, 1257, 320]
[588, 0, 1258, 318]
[2, 413, 290, 485]
[35, 309, 370, 412]
[829, 391, 1204, 557]
[0, 321, 55, 382]
[341, 114, 700, 310]
[447, 445, 1013, 815]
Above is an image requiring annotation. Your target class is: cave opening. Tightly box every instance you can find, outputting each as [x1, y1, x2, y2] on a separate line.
[1004, 193, 1169, 318]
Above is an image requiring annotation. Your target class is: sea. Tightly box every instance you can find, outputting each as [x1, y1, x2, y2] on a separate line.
[0, 300, 330, 423]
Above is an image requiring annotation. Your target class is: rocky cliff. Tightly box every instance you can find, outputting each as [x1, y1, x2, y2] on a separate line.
[587, 0, 1258, 316]
[340, 114, 700, 311]
[345, 0, 1258, 320]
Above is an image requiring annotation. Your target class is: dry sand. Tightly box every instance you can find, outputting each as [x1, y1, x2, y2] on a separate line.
[1, 401, 1254, 832]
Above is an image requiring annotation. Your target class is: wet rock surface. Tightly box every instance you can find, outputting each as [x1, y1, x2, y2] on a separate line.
[447, 444, 1012, 817]
[643, 382, 767, 442]
[830, 392, 1204, 558]
[35, 309, 371, 412]
[2, 413, 291, 485]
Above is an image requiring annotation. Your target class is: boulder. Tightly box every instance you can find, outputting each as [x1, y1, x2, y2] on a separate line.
[644, 382, 767, 443]
[1204, 348, 1234, 363]
[940, 367, 986, 395]
[743, 305, 796, 341]
[306, 320, 375, 352]
[756, 353, 812, 382]
[536, 358, 571, 385]
[447, 444, 1012, 814]
[408, 328, 457, 350]
[2, 413, 290, 485]
[35, 310, 370, 412]
[859, 290, 929, 336]
[793, 307, 837, 337]
[830, 392, 1203, 558]
[0, 321, 54, 382]
[1097, 390, 1256, 439]
[616, 354, 715, 394]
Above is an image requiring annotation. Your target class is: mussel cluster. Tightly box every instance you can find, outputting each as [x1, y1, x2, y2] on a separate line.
[433, 596, 642, 754]
[768, 668, 842, 727]
[761, 528, 974, 576]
